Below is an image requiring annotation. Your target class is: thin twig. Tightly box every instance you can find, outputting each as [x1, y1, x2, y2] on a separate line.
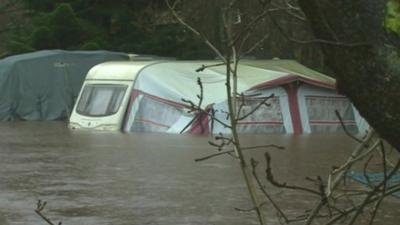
[34, 200, 62, 225]
[195, 144, 283, 162]
[331, 138, 379, 176]
[266, 10, 369, 47]
[195, 62, 227, 72]
[367, 146, 388, 225]
[242, 144, 285, 150]
[236, 94, 275, 121]
[377, 140, 395, 168]
[180, 77, 204, 133]
[239, 32, 271, 58]
[362, 154, 374, 188]
[230, 8, 269, 46]
[270, 2, 306, 21]
[165, 0, 227, 63]
[234, 201, 268, 212]
[346, 159, 400, 225]
[251, 158, 290, 224]
[310, 131, 376, 225]
[335, 110, 363, 143]
[264, 152, 321, 196]
[325, 185, 400, 225]
[181, 77, 233, 132]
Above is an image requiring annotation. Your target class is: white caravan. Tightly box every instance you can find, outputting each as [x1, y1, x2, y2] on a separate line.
[69, 60, 368, 134]
[69, 61, 155, 131]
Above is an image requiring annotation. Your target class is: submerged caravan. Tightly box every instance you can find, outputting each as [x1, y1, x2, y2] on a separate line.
[69, 60, 368, 134]
[0, 50, 129, 121]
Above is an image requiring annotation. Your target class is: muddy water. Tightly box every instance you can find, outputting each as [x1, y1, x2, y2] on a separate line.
[0, 122, 398, 225]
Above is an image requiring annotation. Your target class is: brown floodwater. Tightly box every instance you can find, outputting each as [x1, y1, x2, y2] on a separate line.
[0, 122, 398, 225]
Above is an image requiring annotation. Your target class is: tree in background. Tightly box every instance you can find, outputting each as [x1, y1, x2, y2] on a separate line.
[298, 0, 400, 150]
[3, 0, 214, 58]
[1, 0, 326, 67]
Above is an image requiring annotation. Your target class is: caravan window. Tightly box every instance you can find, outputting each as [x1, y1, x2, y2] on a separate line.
[76, 84, 127, 117]
[236, 96, 285, 133]
[305, 95, 358, 133]
[129, 94, 185, 132]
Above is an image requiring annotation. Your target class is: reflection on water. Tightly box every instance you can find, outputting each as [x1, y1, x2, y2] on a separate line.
[0, 122, 398, 225]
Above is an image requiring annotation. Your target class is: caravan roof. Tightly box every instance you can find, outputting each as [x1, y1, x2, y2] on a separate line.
[240, 59, 335, 89]
[84, 60, 336, 109]
[86, 61, 157, 81]
[125, 60, 336, 108]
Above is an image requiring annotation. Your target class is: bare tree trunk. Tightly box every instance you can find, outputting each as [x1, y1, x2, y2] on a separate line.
[298, 0, 400, 150]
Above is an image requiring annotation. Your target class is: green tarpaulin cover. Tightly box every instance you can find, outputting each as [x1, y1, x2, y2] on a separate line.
[0, 50, 128, 121]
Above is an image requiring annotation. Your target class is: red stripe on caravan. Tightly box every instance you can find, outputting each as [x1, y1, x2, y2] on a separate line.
[309, 120, 356, 125]
[133, 90, 188, 108]
[237, 121, 283, 125]
[306, 95, 348, 99]
[126, 89, 209, 133]
[123, 89, 188, 131]
[135, 118, 171, 128]
[250, 75, 336, 91]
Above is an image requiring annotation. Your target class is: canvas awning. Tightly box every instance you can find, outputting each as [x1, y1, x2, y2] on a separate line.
[135, 60, 335, 108]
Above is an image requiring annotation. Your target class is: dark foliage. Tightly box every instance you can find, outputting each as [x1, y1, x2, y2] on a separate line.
[5, 0, 213, 58]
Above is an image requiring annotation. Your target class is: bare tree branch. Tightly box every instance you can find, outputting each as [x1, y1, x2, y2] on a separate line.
[35, 200, 62, 225]
[264, 152, 322, 196]
[335, 110, 363, 143]
[346, 156, 400, 225]
[236, 94, 274, 121]
[239, 32, 270, 58]
[165, 0, 227, 63]
[367, 146, 388, 225]
[195, 144, 284, 162]
[266, 9, 369, 47]
[251, 158, 290, 224]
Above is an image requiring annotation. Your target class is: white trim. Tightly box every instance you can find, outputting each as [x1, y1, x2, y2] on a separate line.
[123, 95, 143, 132]
[352, 106, 370, 135]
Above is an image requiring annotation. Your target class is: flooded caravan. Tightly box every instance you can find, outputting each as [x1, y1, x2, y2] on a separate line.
[0, 50, 129, 121]
[68, 61, 157, 131]
[69, 60, 368, 134]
